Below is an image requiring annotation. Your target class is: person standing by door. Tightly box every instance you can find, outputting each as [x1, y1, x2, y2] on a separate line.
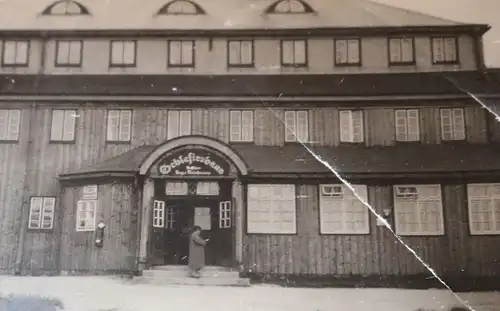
[188, 225, 209, 278]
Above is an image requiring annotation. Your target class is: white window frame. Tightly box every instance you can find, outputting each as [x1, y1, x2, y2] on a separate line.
[229, 110, 254, 142]
[334, 39, 360, 65]
[281, 39, 307, 67]
[432, 37, 458, 64]
[109, 40, 136, 67]
[247, 184, 297, 234]
[228, 40, 253, 67]
[393, 185, 444, 236]
[284, 110, 308, 142]
[50, 109, 77, 142]
[168, 40, 194, 67]
[167, 110, 191, 139]
[440, 108, 465, 141]
[106, 110, 132, 142]
[2, 40, 29, 66]
[0, 109, 21, 141]
[28, 197, 56, 230]
[76, 200, 97, 232]
[467, 183, 500, 235]
[153, 200, 165, 228]
[339, 110, 364, 143]
[319, 184, 370, 234]
[219, 201, 231, 229]
[55, 40, 82, 66]
[388, 37, 414, 64]
[395, 109, 420, 142]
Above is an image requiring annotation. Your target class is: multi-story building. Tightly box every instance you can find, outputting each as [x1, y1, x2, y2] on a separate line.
[0, 0, 499, 286]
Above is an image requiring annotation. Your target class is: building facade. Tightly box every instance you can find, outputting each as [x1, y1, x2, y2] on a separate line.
[0, 0, 500, 284]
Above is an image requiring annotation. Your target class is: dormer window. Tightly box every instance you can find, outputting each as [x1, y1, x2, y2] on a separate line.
[157, 0, 205, 15]
[41, 0, 90, 16]
[266, 0, 314, 14]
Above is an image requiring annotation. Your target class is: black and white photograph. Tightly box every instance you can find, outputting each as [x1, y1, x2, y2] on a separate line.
[0, 0, 498, 310]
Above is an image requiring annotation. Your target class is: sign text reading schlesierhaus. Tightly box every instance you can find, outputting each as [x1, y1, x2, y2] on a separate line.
[156, 149, 230, 177]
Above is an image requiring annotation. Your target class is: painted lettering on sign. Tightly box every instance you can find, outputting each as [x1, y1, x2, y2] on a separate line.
[157, 149, 230, 176]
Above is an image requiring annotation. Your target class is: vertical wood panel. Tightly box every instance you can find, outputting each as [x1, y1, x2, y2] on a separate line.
[420, 107, 441, 144]
[365, 109, 395, 146]
[309, 108, 339, 146]
[465, 106, 488, 143]
[254, 109, 284, 146]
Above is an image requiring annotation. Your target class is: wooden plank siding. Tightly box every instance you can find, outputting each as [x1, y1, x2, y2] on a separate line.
[58, 183, 136, 273]
[0, 103, 494, 273]
[242, 184, 500, 277]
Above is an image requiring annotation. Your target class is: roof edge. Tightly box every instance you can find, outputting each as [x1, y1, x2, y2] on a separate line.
[0, 24, 490, 38]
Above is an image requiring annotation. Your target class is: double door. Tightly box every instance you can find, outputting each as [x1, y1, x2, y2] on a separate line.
[150, 197, 233, 267]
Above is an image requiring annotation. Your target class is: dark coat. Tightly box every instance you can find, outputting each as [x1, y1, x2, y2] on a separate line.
[188, 230, 206, 270]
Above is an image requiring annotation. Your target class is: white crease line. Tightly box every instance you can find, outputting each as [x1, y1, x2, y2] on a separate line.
[262, 105, 477, 311]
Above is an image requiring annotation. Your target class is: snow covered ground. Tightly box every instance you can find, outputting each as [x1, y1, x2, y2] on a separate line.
[0, 276, 498, 311]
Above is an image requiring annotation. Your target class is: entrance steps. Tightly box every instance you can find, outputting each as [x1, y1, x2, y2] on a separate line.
[135, 265, 250, 287]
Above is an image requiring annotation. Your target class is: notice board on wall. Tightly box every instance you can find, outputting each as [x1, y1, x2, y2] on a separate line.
[194, 207, 211, 230]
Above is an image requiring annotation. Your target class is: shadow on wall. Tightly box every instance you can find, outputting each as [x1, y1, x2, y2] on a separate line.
[0, 295, 64, 311]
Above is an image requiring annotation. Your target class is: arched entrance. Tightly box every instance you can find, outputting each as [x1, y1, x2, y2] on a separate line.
[137, 136, 248, 270]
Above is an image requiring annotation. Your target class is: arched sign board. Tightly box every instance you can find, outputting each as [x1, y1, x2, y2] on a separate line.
[156, 148, 231, 177]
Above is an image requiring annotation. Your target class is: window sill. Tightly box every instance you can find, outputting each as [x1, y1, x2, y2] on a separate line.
[49, 140, 76, 144]
[106, 140, 131, 145]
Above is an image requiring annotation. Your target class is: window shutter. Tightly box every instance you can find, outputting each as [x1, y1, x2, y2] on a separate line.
[335, 40, 347, 64]
[153, 200, 166, 228]
[241, 41, 253, 64]
[339, 110, 352, 142]
[179, 110, 191, 136]
[230, 110, 241, 141]
[395, 110, 408, 141]
[57, 41, 70, 64]
[296, 110, 308, 142]
[41, 198, 56, 229]
[0, 110, 8, 140]
[111, 42, 123, 64]
[444, 38, 457, 62]
[51, 110, 64, 141]
[241, 110, 253, 141]
[284, 110, 296, 142]
[69, 41, 81, 64]
[16, 42, 28, 64]
[167, 110, 179, 139]
[440, 109, 453, 140]
[294, 40, 306, 65]
[281, 41, 294, 64]
[432, 38, 444, 62]
[118, 110, 132, 141]
[169, 41, 182, 65]
[3, 42, 16, 64]
[452, 108, 465, 140]
[106, 110, 120, 141]
[389, 39, 401, 63]
[351, 110, 364, 142]
[347, 40, 359, 63]
[407, 109, 420, 141]
[63, 110, 76, 141]
[228, 41, 239, 64]
[29, 197, 43, 229]
[182, 41, 193, 65]
[7, 109, 21, 141]
[123, 42, 135, 65]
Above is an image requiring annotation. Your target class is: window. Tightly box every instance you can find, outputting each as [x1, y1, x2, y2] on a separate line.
[227, 40, 253, 67]
[2, 41, 29, 66]
[247, 184, 296, 234]
[28, 197, 55, 230]
[165, 182, 189, 195]
[266, 0, 314, 13]
[339, 110, 364, 143]
[153, 200, 165, 228]
[389, 37, 414, 64]
[196, 182, 220, 196]
[50, 109, 76, 142]
[41, 0, 90, 15]
[281, 40, 307, 67]
[432, 37, 458, 64]
[109, 40, 136, 67]
[284, 110, 308, 142]
[393, 185, 444, 236]
[334, 39, 360, 65]
[76, 200, 97, 231]
[219, 201, 231, 229]
[55, 40, 82, 66]
[157, 0, 205, 15]
[106, 110, 132, 142]
[319, 184, 369, 234]
[395, 109, 420, 142]
[0, 109, 21, 141]
[168, 40, 194, 67]
[167, 110, 191, 139]
[230, 110, 253, 142]
[467, 184, 500, 235]
[440, 108, 465, 141]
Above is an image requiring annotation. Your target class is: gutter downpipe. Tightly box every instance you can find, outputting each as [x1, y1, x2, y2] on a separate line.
[14, 33, 47, 274]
